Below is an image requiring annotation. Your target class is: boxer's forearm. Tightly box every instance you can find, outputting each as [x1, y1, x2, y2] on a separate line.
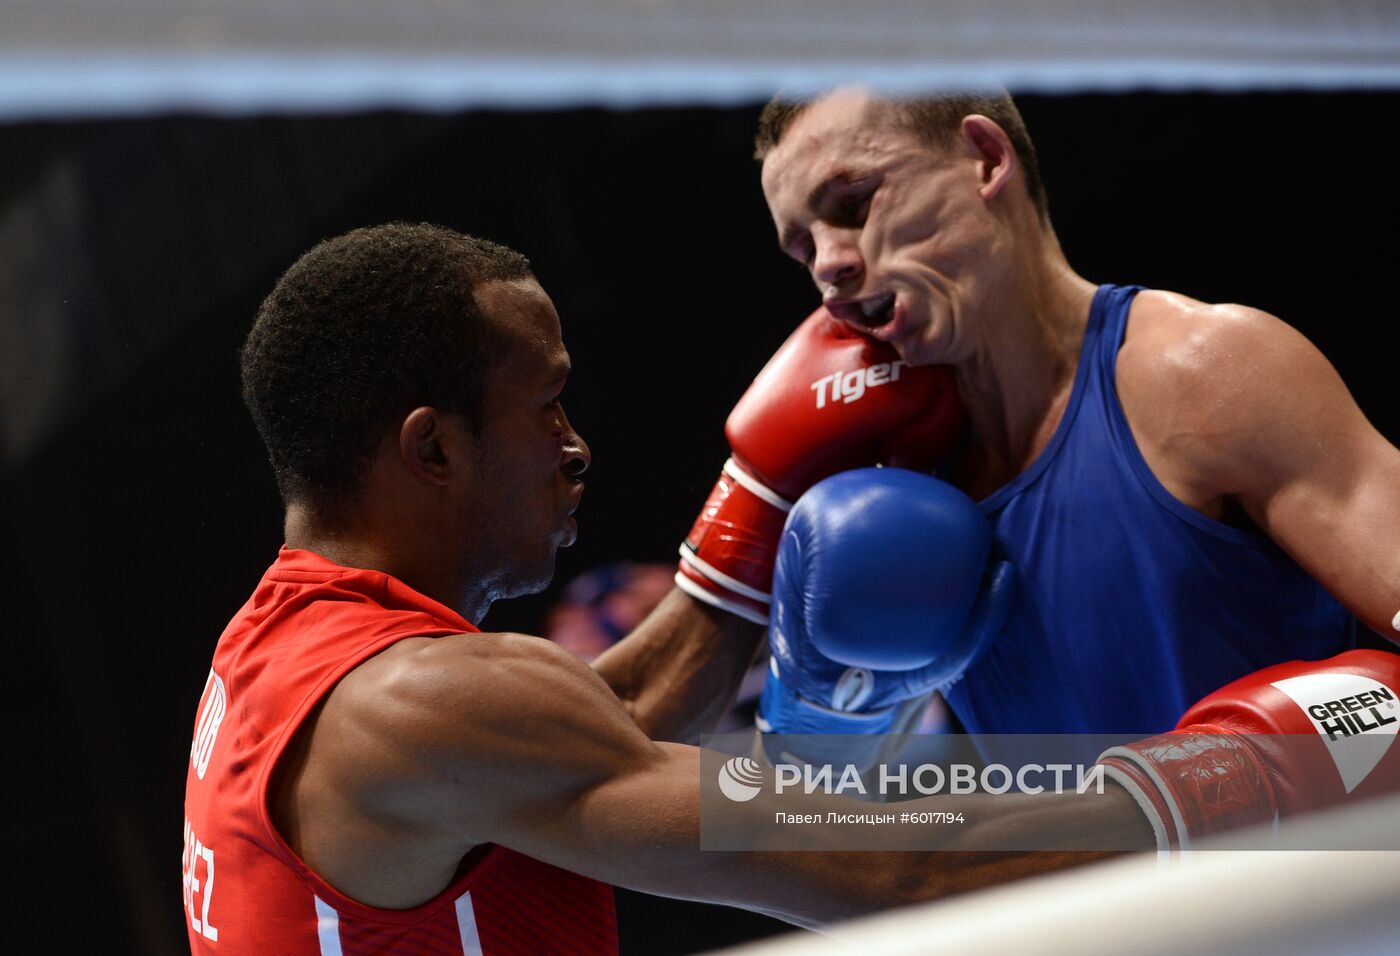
[592, 588, 763, 742]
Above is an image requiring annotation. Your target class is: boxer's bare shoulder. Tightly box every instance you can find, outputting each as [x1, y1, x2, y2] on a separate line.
[1118, 288, 1355, 496]
[274, 630, 658, 908]
[1116, 287, 1400, 635]
[1113, 289, 1289, 516]
[304, 628, 654, 807]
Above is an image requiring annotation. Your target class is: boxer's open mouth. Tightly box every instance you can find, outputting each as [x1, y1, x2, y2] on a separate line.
[856, 292, 896, 328]
[826, 291, 897, 331]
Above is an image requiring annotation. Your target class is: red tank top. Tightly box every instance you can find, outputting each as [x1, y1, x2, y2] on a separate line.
[183, 547, 618, 954]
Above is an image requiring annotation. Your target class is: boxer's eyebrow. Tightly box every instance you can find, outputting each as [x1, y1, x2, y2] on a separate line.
[807, 169, 859, 214]
[778, 169, 863, 252]
[541, 360, 570, 401]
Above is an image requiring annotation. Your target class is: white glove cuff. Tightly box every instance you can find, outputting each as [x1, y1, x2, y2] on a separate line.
[674, 568, 770, 626]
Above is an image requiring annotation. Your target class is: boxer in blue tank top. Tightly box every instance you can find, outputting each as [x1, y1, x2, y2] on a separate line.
[757, 88, 1399, 737]
[946, 284, 1353, 734]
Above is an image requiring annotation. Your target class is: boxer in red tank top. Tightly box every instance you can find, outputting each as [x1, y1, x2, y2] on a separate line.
[184, 224, 787, 954]
[184, 548, 617, 954]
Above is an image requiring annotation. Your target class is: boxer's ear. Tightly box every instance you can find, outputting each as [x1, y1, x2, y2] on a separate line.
[398, 406, 453, 486]
[960, 114, 1018, 204]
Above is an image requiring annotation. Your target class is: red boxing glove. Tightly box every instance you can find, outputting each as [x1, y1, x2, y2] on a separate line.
[1099, 649, 1400, 850]
[676, 307, 966, 623]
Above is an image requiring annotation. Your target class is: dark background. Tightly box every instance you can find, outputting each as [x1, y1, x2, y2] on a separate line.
[1, 92, 1396, 954]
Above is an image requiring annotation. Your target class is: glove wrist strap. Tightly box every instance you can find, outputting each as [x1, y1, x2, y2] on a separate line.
[1098, 727, 1278, 851]
[756, 674, 899, 737]
[673, 566, 769, 625]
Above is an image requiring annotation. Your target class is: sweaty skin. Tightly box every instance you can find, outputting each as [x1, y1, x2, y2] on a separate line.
[760, 89, 1400, 638]
[271, 276, 1152, 928]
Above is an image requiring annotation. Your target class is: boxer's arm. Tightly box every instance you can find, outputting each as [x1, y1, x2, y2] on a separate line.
[1153, 303, 1400, 638]
[293, 631, 1150, 927]
[591, 587, 764, 742]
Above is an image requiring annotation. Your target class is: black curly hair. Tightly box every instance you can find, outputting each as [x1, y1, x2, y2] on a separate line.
[240, 222, 533, 511]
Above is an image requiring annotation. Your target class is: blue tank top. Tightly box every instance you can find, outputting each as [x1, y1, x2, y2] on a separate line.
[943, 284, 1354, 736]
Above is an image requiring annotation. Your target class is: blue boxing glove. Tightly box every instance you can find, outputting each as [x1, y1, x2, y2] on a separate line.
[756, 467, 1014, 762]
